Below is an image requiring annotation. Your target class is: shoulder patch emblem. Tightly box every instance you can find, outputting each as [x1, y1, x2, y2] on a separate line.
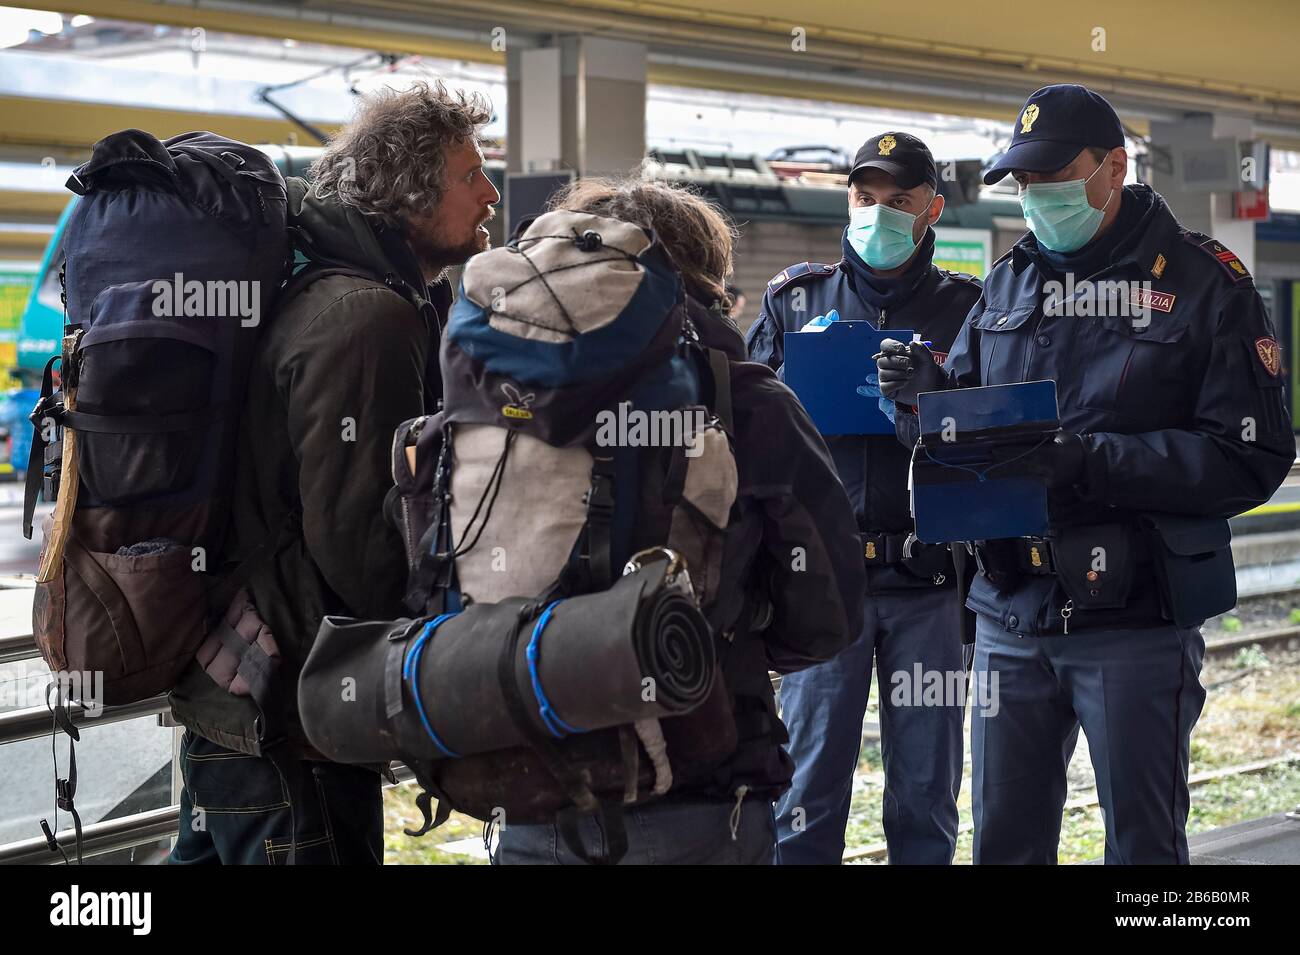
[1183, 232, 1252, 284]
[1255, 337, 1281, 377]
[766, 262, 837, 295]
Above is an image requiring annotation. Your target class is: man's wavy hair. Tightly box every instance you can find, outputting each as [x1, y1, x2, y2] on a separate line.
[310, 80, 492, 226]
[547, 176, 738, 309]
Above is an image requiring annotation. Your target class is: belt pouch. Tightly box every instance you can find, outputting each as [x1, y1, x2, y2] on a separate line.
[1048, 523, 1135, 611]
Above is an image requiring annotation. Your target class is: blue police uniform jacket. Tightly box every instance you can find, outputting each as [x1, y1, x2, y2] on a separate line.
[747, 228, 983, 591]
[924, 183, 1293, 634]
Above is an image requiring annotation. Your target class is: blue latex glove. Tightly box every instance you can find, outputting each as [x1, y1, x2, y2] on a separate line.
[798, 308, 840, 332]
[857, 372, 896, 424]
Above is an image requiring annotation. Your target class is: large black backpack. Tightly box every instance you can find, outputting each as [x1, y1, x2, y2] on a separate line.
[24, 130, 290, 706]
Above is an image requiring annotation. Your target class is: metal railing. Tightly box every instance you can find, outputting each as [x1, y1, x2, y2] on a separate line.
[0, 694, 170, 745]
[0, 607, 421, 863]
[0, 631, 38, 666]
[0, 737, 417, 866]
[0, 807, 180, 866]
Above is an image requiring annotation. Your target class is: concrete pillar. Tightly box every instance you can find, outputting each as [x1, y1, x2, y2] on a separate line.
[559, 35, 647, 178]
[506, 34, 646, 178]
[1148, 112, 1259, 272]
[507, 45, 563, 174]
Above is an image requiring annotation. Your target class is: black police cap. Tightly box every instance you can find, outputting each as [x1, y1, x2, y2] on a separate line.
[984, 84, 1125, 185]
[850, 132, 938, 191]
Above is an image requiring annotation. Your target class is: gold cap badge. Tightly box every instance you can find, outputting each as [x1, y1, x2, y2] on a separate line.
[877, 135, 897, 157]
[1021, 104, 1040, 134]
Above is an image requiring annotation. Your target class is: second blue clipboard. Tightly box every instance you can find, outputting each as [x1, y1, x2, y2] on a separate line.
[783, 320, 915, 435]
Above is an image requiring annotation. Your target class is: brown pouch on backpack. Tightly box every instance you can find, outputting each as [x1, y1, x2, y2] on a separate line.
[33, 512, 207, 706]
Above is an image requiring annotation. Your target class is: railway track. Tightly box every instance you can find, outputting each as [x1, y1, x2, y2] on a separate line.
[1231, 583, 1300, 607]
[1205, 623, 1300, 660]
[1205, 581, 1300, 659]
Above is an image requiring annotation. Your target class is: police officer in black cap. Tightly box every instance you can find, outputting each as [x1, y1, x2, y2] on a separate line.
[747, 132, 982, 864]
[876, 85, 1293, 864]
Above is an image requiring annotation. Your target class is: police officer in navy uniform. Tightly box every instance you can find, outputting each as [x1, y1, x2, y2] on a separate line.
[877, 85, 1293, 864]
[747, 132, 983, 864]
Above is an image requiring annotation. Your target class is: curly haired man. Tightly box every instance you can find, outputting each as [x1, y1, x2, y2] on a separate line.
[168, 81, 499, 866]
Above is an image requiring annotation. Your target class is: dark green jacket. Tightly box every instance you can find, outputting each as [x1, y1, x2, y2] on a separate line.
[169, 178, 447, 756]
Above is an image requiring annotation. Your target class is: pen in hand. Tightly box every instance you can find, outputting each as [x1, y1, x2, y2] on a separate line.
[871, 340, 932, 360]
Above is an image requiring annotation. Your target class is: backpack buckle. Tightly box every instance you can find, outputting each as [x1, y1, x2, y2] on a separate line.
[584, 462, 615, 515]
[29, 393, 63, 429]
[623, 547, 695, 599]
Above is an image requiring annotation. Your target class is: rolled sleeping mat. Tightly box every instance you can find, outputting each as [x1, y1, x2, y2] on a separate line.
[429, 672, 740, 824]
[299, 559, 715, 766]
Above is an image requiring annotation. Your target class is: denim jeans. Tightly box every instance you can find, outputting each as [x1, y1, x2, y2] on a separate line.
[169, 730, 384, 865]
[491, 795, 777, 865]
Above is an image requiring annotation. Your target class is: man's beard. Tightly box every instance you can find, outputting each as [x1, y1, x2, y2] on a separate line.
[407, 226, 490, 283]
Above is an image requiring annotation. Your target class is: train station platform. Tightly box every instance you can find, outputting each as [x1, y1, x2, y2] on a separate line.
[1190, 812, 1300, 865]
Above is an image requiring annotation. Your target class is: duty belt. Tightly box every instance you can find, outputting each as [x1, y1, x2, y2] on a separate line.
[860, 531, 911, 566]
[1017, 537, 1057, 576]
[972, 529, 1152, 584]
[862, 531, 952, 584]
[971, 537, 1059, 579]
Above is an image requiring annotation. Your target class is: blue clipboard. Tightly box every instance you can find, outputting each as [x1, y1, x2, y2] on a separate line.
[783, 321, 915, 435]
[917, 379, 1060, 440]
[911, 380, 1060, 543]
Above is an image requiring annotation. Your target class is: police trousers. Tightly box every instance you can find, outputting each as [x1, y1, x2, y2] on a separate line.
[774, 584, 966, 865]
[970, 614, 1206, 864]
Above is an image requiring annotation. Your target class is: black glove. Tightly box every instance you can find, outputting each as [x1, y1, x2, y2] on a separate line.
[989, 431, 1086, 488]
[875, 339, 948, 405]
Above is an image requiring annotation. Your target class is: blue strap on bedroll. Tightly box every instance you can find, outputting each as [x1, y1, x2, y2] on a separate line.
[912, 380, 1060, 543]
[405, 613, 463, 758]
[784, 320, 915, 435]
[527, 599, 585, 738]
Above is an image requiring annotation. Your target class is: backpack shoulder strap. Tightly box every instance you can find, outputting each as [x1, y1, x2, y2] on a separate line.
[22, 353, 63, 539]
[276, 265, 377, 311]
[580, 452, 618, 590]
[705, 347, 733, 433]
